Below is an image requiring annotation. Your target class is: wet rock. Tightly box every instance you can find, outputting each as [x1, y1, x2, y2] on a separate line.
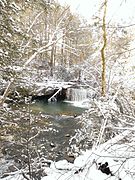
[1, 173, 10, 178]
[98, 162, 113, 176]
[1, 148, 7, 155]
[8, 165, 17, 172]
[40, 157, 52, 167]
[65, 134, 70, 137]
[50, 142, 55, 148]
[65, 153, 75, 163]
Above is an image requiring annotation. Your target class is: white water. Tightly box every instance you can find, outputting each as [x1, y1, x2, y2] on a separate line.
[66, 88, 90, 108]
[66, 88, 88, 101]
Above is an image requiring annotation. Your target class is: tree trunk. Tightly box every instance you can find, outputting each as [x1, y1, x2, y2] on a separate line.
[101, 0, 107, 96]
[50, 42, 55, 76]
[0, 79, 14, 106]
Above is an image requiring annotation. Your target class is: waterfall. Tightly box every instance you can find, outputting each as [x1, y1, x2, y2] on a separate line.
[67, 88, 88, 102]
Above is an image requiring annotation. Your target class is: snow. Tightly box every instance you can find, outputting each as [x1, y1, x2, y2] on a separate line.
[42, 134, 135, 180]
[0, 70, 134, 180]
[65, 99, 90, 108]
[10, 2, 21, 11]
[1, 130, 135, 180]
[0, 0, 6, 7]
[35, 81, 75, 89]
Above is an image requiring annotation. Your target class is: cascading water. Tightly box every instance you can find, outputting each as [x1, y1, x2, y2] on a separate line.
[66, 88, 88, 102]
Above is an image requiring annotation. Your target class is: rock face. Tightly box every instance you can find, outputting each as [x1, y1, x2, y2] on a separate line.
[31, 88, 67, 102]
[0, 81, 73, 103]
[0, 79, 82, 104]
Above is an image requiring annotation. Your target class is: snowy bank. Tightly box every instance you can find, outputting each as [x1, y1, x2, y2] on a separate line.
[42, 130, 135, 180]
[1, 130, 135, 180]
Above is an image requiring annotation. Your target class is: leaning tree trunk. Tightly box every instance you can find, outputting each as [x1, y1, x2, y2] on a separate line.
[101, 0, 107, 96]
[0, 79, 14, 106]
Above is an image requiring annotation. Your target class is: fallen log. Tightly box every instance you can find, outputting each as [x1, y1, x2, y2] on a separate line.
[48, 87, 62, 102]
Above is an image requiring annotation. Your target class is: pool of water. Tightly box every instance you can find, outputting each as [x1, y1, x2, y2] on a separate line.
[29, 101, 87, 160]
[31, 101, 86, 116]
[2, 101, 87, 164]
[0, 99, 89, 176]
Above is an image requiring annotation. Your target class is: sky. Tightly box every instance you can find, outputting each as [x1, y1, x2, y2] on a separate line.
[57, 0, 135, 24]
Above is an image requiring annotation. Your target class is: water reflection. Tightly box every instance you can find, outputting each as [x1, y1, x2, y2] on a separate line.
[31, 101, 86, 116]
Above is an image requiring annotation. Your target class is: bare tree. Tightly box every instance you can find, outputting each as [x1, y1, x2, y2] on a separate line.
[101, 0, 108, 96]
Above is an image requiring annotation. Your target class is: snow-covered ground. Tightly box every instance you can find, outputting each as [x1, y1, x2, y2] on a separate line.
[41, 130, 135, 180]
[1, 130, 135, 180]
[0, 78, 134, 180]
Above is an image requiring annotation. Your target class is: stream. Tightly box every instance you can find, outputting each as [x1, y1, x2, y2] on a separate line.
[31, 101, 86, 116]
[29, 101, 87, 161]
[0, 101, 87, 164]
[0, 89, 89, 177]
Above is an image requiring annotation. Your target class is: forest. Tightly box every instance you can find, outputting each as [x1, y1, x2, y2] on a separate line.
[0, 0, 135, 180]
